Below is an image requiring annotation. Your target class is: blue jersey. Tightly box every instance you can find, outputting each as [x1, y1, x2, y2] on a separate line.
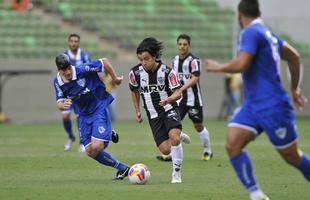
[238, 19, 291, 110]
[53, 59, 114, 116]
[64, 48, 91, 67]
[230, 19, 297, 148]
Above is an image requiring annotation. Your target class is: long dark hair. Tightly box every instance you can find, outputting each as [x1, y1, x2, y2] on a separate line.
[136, 37, 163, 60]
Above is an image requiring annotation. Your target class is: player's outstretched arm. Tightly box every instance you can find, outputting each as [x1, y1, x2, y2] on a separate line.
[206, 52, 253, 73]
[101, 58, 123, 86]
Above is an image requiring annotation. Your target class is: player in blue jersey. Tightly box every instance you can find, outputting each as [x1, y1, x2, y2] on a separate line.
[206, 0, 309, 200]
[54, 54, 130, 180]
[61, 33, 92, 152]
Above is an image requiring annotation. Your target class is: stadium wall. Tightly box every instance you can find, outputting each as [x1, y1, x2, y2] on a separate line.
[217, 0, 310, 45]
[0, 58, 309, 123]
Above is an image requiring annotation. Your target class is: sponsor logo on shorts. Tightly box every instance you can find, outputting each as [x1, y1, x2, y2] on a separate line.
[98, 126, 105, 134]
[275, 127, 287, 139]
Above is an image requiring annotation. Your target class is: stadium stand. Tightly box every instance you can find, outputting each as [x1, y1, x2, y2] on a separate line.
[0, 6, 116, 59]
[0, 0, 309, 59]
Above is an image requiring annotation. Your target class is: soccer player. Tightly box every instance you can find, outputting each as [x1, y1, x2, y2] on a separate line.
[61, 33, 91, 152]
[53, 54, 129, 180]
[206, 0, 310, 199]
[157, 34, 212, 161]
[129, 37, 186, 183]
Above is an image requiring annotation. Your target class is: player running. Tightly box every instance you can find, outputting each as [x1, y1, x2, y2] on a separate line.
[129, 37, 189, 183]
[206, 0, 310, 199]
[53, 54, 129, 180]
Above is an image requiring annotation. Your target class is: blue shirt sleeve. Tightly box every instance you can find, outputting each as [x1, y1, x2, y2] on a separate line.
[238, 27, 258, 55]
[80, 59, 104, 73]
[53, 78, 65, 102]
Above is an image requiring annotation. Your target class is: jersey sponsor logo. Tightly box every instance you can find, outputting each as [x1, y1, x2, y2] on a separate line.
[140, 84, 165, 93]
[275, 127, 287, 139]
[169, 73, 179, 87]
[67, 87, 90, 100]
[177, 73, 191, 80]
[191, 60, 199, 71]
[77, 78, 86, 87]
[129, 71, 138, 86]
[85, 65, 97, 72]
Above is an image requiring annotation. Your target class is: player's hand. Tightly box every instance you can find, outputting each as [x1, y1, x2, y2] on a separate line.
[292, 88, 308, 111]
[113, 76, 123, 86]
[159, 98, 168, 106]
[205, 59, 221, 72]
[136, 111, 143, 123]
[62, 99, 72, 109]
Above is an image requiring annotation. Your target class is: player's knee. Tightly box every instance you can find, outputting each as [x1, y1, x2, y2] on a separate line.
[86, 143, 104, 158]
[194, 123, 204, 132]
[62, 113, 71, 120]
[170, 136, 181, 146]
[160, 148, 171, 155]
[225, 143, 241, 157]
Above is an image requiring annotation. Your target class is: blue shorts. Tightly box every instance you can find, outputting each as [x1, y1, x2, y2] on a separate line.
[78, 107, 112, 147]
[229, 102, 298, 149]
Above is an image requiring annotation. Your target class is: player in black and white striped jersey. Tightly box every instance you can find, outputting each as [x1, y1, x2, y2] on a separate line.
[172, 34, 212, 161]
[129, 37, 190, 184]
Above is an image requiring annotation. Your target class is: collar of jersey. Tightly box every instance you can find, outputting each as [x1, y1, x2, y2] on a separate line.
[67, 48, 81, 60]
[248, 18, 263, 27]
[57, 66, 77, 86]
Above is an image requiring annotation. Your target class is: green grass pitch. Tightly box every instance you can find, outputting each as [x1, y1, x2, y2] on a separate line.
[0, 118, 309, 200]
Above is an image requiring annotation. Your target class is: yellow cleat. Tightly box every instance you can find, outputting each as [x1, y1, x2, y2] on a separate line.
[156, 154, 172, 161]
[201, 152, 213, 161]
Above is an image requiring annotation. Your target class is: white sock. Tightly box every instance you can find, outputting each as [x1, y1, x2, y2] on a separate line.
[170, 143, 183, 172]
[250, 189, 267, 200]
[199, 127, 212, 154]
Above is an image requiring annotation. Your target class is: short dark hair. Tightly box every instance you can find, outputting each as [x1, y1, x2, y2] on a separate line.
[238, 0, 261, 18]
[177, 34, 191, 45]
[68, 33, 80, 41]
[55, 54, 71, 70]
[136, 37, 163, 59]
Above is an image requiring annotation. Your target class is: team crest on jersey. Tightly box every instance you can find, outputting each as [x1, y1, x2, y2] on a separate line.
[85, 65, 90, 71]
[98, 126, 105, 134]
[158, 76, 165, 84]
[77, 78, 86, 87]
[275, 127, 287, 139]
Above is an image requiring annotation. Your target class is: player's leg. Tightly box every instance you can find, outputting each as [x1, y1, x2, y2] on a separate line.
[188, 106, 212, 160]
[277, 142, 310, 181]
[228, 105, 269, 200]
[263, 104, 310, 182]
[227, 126, 269, 200]
[156, 106, 189, 161]
[62, 109, 75, 151]
[82, 109, 129, 180]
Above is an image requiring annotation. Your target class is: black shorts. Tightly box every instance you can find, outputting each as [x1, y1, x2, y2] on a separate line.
[179, 104, 203, 123]
[148, 108, 182, 147]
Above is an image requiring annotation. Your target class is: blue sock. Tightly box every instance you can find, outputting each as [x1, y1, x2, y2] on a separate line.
[297, 153, 310, 181]
[230, 152, 259, 192]
[62, 119, 75, 140]
[94, 151, 128, 171]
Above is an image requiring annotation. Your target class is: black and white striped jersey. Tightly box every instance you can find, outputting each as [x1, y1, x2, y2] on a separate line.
[172, 53, 203, 107]
[129, 62, 181, 119]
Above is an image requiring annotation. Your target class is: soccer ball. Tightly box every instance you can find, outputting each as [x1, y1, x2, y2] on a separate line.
[128, 163, 151, 184]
